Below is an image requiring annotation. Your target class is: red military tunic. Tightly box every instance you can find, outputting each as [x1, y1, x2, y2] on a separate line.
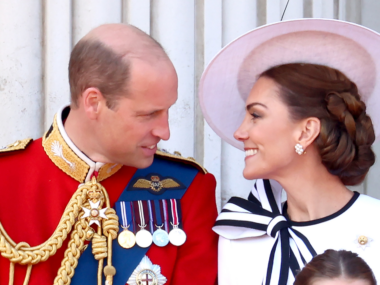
[0, 108, 218, 285]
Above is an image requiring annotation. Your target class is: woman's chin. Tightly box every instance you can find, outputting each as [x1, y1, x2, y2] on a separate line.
[242, 170, 260, 180]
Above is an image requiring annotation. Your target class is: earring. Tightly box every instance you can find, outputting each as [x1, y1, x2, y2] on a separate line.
[295, 143, 304, 155]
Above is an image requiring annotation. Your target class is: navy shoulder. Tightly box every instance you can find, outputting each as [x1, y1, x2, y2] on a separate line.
[155, 149, 207, 174]
[0, 138, 33, 155]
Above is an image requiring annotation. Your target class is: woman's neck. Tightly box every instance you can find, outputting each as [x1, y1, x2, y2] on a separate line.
[273, 153, 354, 222]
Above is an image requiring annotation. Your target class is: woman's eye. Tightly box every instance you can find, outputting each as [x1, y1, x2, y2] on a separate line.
[250, 112, 260, 119]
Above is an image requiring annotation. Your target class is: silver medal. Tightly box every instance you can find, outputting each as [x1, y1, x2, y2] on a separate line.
[153, 228, 170, 247]
[169, 227, 187, 246]
[136, 229, 153, 248]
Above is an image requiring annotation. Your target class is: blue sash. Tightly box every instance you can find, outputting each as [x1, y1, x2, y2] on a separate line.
[71, 156, 198, 285]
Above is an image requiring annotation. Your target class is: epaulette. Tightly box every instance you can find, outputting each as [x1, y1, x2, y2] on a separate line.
[0, 138, 33, 153]
[155, 149, 207, 174]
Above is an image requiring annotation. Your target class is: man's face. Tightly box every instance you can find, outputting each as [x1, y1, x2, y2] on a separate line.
[95, 59, 178, 168]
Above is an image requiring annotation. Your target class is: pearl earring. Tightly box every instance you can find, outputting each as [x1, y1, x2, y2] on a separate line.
[295, 143, 304, 155]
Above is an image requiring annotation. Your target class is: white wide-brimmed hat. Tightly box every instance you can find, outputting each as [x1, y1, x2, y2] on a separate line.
[199, 18, 380, 150]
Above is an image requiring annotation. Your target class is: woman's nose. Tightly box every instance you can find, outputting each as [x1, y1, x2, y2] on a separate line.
[234, 122, 249, 142]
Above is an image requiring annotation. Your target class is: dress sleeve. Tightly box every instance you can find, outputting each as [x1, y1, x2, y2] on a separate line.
[170, 172, 218, 285]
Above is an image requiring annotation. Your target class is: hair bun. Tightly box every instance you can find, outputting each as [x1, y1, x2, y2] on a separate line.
[322, 89, 375, 185]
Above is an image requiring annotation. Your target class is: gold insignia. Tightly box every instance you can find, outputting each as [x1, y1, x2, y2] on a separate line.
[97, 163, 123, 181]
[43, 114, 122, 183]
[161, 178, 181, 188]
[43, 116, 90, 182]
[0, 138, 33, 153]
[155, 149, 207, 174]
[133, 176, 181, 192]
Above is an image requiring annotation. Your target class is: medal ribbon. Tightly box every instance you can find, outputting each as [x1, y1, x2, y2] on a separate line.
[147, 200, 154, 234]
[213, 179, 328, 285]
[168, 199, 183, 228]
[133, 200, 151, 232]
[162, 199, 170, 232]
[153, 200, 164, 230]
[120, 201, 134, 232]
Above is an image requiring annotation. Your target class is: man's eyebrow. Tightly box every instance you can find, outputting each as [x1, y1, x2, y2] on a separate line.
[246, 102, 268, 111]
[136, 108, 163, 114]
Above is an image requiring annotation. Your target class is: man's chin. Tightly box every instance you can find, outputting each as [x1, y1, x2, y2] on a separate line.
[124, 156, 155, 169]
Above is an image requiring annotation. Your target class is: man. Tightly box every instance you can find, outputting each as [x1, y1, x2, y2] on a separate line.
[0, 24, 218, 285]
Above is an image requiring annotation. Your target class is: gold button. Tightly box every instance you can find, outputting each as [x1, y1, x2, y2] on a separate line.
[104, 265, 116, 276]
[358, 235, 368, 245]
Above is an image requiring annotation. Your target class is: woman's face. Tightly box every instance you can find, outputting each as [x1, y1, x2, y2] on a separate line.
[234, 76, 301, 180]
[312, 278, 371, 285]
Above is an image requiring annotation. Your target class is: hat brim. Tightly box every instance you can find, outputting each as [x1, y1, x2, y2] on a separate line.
[199, 19, 380, 150]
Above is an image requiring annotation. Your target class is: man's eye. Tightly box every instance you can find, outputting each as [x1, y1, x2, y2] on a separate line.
[143, 112, 156, 117]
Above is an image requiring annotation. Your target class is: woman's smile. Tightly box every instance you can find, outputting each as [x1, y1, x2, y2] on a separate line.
[244, 148, 258, 158]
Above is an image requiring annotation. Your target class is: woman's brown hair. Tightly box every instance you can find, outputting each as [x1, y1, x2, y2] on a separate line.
[294, 250, 376, 285]
[260, 63, 375, 185]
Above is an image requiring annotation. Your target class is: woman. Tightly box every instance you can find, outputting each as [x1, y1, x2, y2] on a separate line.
[199, 19, 380, 285]
[294, 250, 376, 285]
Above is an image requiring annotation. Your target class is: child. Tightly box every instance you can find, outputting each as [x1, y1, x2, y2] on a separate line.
[294, 250, 376, 285]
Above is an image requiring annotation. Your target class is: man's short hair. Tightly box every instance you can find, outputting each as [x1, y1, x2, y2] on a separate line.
[69, 40, 130, 110]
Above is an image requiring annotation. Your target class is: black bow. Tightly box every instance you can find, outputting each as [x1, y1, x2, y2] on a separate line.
[213, 179, 317, 285]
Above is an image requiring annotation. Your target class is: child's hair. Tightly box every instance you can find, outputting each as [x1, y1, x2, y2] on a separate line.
[294, 250, 376, 285]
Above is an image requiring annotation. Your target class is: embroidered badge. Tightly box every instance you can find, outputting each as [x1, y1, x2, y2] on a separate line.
[129, 174, 185, 195]
[51, 140, 75, 170]
[127, 256, 167, 285]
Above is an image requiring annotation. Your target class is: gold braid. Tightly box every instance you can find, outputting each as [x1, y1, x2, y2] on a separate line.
[0, 177, 119, 285]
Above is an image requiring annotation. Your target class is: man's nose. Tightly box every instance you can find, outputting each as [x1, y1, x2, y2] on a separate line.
[152, 112, 170, 141]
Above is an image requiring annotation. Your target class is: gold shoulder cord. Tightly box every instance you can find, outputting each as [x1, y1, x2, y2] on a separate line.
[0, 177, 119, 285]
[155, 150, 208, 174]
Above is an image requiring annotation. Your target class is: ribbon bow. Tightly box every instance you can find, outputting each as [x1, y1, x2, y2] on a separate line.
[213, 179, 317, 285]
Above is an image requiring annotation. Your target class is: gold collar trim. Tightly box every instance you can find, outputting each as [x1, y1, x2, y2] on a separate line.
[42, 108, 122, 183]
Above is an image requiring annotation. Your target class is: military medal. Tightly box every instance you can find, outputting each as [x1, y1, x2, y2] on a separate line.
[168, 199, 187, 246]
[135, 229, 153, 248]
[117, 201, 136, 249]
[134, 200, 153, 248]
[152, 200, 169, 247]
[169, 227, 186, 246]
[118, 227, 136, 249]
[81, 200, 108, 227]
[153, 228, 170, 247]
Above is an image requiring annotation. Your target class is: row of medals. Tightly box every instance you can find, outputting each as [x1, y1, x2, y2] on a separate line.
[118, 224, 187, 249]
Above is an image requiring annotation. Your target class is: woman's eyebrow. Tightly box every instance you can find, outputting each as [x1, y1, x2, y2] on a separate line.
[246, 102, 268, 111]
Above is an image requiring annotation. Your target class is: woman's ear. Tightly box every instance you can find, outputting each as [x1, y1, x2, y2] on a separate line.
[297, 117, 321, 149]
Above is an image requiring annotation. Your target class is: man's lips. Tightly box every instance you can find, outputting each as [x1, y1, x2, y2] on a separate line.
[142, 145, 156, 150]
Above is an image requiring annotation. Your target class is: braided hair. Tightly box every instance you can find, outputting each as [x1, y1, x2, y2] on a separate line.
[260, 63, 375, 185]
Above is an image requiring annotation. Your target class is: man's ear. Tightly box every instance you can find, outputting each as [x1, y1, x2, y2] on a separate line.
[297, 117, 321, 149]
[80, 87, 106, 120]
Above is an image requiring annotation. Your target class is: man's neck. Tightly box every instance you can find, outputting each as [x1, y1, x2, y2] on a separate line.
[64, 108, 98, 162]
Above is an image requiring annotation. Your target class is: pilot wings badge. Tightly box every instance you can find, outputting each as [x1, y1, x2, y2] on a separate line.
[130, 174, 185, 195]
